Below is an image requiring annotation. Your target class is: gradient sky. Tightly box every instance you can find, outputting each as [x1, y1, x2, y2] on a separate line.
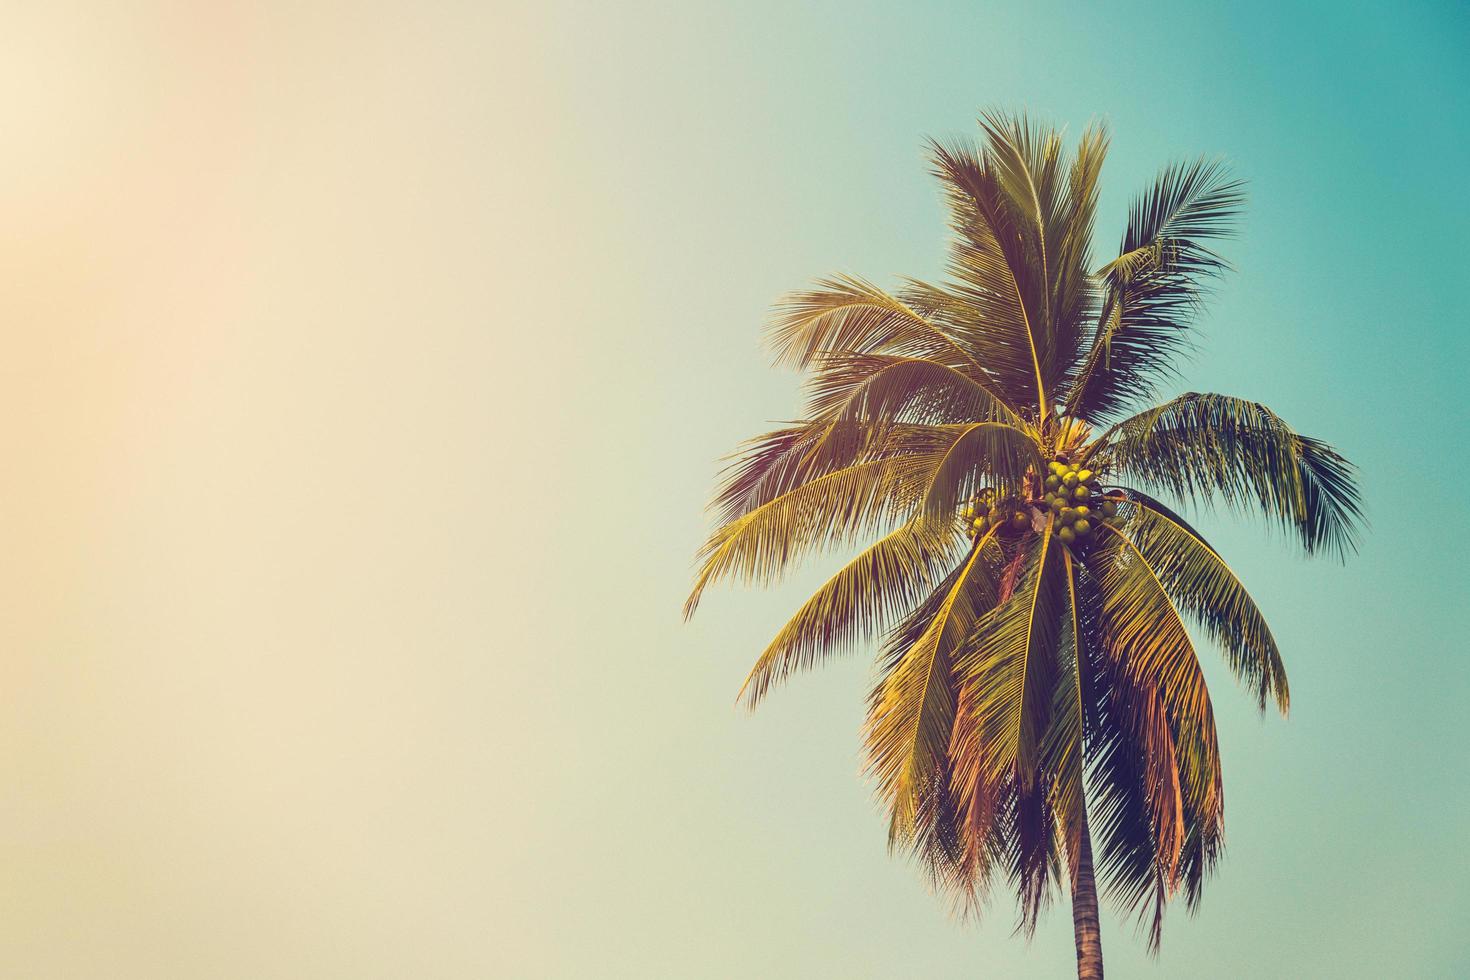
[0, 1, 1466, 977]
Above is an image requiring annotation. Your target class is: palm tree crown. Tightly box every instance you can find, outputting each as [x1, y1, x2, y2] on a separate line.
[685, 112, 1363, 973]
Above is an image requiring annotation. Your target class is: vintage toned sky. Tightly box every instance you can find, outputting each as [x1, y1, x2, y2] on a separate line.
[0, 1, 1465, 977]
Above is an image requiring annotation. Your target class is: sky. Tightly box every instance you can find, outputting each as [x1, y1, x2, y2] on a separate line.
[0, 1, 1466, 977]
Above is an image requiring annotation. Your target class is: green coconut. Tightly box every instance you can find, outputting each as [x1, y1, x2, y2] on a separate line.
[1045, 474, 1061, 490]
[1073, 519, 1092, 536]
[1058, 527, 1076, 544]
[1100, 500, 1118, 517]
[1074, 504, 1090, 519]
[1077, 468, 1093, 483]
[1073, 486, 1090, 501]
[1050, 497, 1067, 512]
[1063, 472, 1079, 487]
[1010, 512, 1030, 529]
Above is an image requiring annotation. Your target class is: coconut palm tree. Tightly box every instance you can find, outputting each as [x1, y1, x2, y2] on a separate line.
[684, 113, 1363, 979]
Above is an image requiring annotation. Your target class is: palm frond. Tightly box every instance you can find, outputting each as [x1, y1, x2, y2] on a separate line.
[804, 352, 1020, 427]
[767, 274, 988, 374]
[952, 526, 1064, 788]
[714, 420, 986, 527]
[1043, 550, 1089, 879]
[1176, 804, 1224, 913]
[926, 136, 1049, 414]
[738, 517, 966, 708]
[1087, 521, 1222, 835]
[977, 111, 1062, 360]
[1086, 634, 1174, 952]
[866, 535, 1004, 845]
[1008, 770, 1061, 935]
[1068, 159, 1246, 420]
[712, 422, 856, 525]
[1117, 490, 1288, 713]
[918, 421, 1046, 521]
[685, 451, 948, 618]
[1047, 123, 1109, 388]
[1096, 392, 1364, 559]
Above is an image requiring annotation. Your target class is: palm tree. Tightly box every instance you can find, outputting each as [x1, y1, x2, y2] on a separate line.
[685, 113, 1362, 978]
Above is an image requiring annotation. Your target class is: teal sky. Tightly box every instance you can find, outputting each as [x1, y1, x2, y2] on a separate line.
[0, 2, 1465, 977]
[528, 1, 1470, 976]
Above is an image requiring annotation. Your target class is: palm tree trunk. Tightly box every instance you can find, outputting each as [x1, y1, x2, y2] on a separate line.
[1072, 807, 1104, 979]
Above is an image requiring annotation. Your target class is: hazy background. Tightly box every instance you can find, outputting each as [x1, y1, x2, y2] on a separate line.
[0, 1, 1465, 976]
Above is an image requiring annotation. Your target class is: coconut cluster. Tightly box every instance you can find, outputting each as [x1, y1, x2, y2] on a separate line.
[962, 489, 1030, 537]
[959, 461, 1120, 545]
[1043, 460, 1116, 546]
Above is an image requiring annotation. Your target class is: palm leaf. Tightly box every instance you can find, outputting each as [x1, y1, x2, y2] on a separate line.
[951, 525, 1064, 787]
[1116, 491, 1288, 712]
[866, 534, 1003, 844]
[1047, 123, 1109, 391]
[685, 452, 947, 618]
[918, 421, 1046, 521]
[1087, 521, 1222, 835]
[1043, 550, 1088, 879]
[738, 517, 965, 708]
[767, 274, 987, 374]
[713, 421, 977, 525]
[1096, 392, 1364, 558]
[1085, 633, 1174, 952]
[1008, 769, 1062, 934]
[1068, 159, 1246, 420]
[804, 352, 1020, 428]
[926, 136, 1049, 414]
